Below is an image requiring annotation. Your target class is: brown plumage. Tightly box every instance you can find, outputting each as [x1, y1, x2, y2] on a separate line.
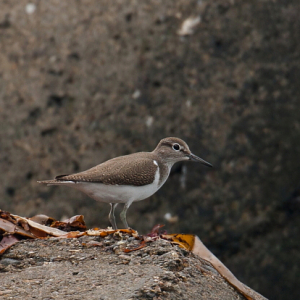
[38, 137, 212, 229]
[39, 152, 160, 186]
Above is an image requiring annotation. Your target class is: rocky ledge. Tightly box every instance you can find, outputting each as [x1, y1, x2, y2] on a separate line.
[0, 236, 247, 300]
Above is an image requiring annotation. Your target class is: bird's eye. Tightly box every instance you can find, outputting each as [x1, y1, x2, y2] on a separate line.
[172, 143, 180, 151]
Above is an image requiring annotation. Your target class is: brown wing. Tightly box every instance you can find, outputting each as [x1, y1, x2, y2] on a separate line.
[55, 154, 158, 187]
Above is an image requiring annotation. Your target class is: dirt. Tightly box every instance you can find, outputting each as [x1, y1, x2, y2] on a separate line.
[0, 237, 245, 300]
[0, 0, 300, 299]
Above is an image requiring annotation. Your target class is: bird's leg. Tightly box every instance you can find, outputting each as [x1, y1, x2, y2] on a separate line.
[120, 201, 133, 229]
[109, 203, 118, 230]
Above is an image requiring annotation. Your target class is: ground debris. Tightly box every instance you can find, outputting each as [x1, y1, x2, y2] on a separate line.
[0, 211, 267, 300]
[0, 236, 245, 300]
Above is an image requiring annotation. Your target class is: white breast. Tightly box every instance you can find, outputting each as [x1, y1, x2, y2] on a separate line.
[54, 166, 161, 204]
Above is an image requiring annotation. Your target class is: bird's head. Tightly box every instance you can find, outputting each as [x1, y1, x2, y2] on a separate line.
[153, 137, 212, 167]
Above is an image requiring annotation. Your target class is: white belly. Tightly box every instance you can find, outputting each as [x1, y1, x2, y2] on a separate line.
[51, 167, 162, 204]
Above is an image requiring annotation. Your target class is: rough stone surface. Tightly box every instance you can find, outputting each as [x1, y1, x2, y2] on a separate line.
[0, 1, 299, 299]
[0, 238, 245, 300]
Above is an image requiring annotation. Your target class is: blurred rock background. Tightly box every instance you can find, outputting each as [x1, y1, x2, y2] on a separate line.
[0, 0, 299, 298]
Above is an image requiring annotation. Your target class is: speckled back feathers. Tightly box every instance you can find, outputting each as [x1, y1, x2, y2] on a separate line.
[38, 137, 191, 187]
[41, 153, 159, 186]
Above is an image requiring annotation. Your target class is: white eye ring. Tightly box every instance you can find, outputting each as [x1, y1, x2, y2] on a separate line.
[172, 143, 180, 151]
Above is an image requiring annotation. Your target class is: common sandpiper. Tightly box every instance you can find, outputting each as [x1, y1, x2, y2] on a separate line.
[38, 137, 212, 229]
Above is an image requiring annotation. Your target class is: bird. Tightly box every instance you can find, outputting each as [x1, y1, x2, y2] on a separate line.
[38, 137, 212, 229]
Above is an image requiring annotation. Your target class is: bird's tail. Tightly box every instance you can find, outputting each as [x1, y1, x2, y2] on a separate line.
[37, 179, 67, 186]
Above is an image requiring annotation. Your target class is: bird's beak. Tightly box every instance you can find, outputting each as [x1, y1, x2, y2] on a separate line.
[188, 153, 213, 167]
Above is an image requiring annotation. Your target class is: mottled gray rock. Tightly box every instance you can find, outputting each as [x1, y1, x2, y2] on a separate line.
[0, 1, 299, 299]
[0, 237, 246, 300]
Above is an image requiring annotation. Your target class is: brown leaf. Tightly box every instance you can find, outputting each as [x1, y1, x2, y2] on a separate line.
[124, 240, 146, 253]
[0, 210, 19, 224]
[63, 231, 86, 238]
[0, 218, 36, 238]
[51, 215, 86, 231]
[18, 219, 30, 231]
[149, 224, 165, 236]
[0, 235, 20, 255]
[29, 214, 56, 226]
[11, 214, 70, 237]
[161, 233, 195, 251]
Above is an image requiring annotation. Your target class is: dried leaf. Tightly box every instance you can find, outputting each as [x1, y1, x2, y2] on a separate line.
[86, 228, 137, 238]
[63, 231, 86, 238]
[124, 240, 146, 253]
[0, 210, 18, 223]
[0, 218, 36, 238]
[51, 215, 86, 232]
[192, 236, 267, 300]
[0, 235, 20, 255]
[29, 214, 56, 225]
[12, 214, 69, 237]
[162, 233, 195, 251]
[148, 224, 165, 236]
